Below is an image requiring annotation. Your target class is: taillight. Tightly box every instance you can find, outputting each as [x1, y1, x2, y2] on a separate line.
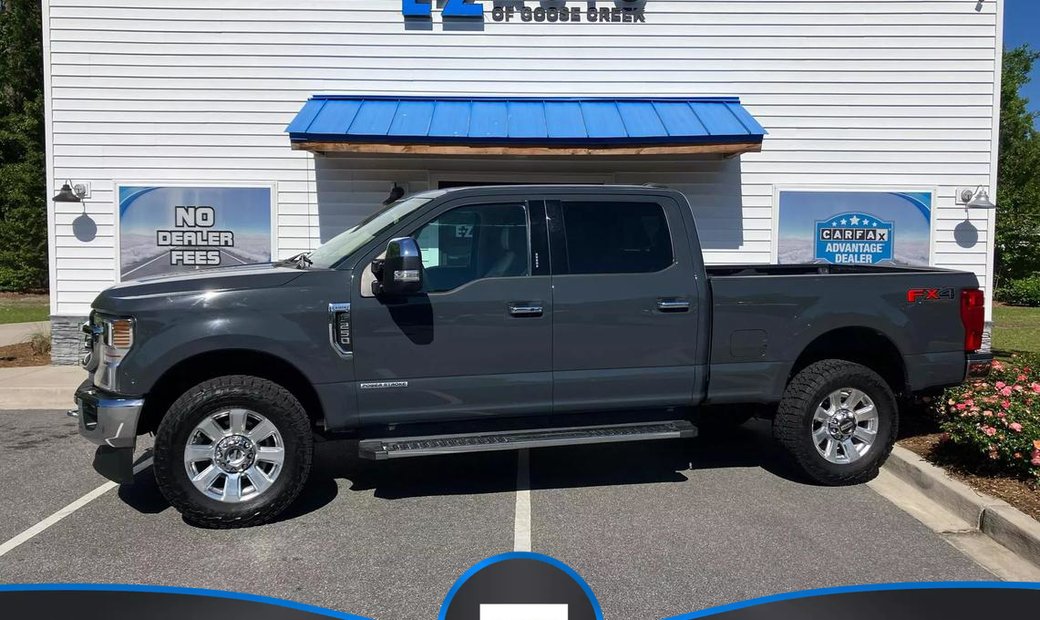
[960, 289, 985, 352]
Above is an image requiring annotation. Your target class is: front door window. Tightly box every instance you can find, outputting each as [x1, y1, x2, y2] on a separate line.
[412, 203, 530, 293]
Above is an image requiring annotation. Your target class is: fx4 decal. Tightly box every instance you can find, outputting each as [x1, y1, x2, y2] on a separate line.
[906, 287, 955, 303]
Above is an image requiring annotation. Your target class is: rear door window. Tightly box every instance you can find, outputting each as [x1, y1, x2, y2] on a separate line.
[558, 201, 673, 274]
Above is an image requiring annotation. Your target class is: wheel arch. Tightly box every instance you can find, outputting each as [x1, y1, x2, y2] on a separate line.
[787, 327, 908, 397]
[138, 349, 325, 435]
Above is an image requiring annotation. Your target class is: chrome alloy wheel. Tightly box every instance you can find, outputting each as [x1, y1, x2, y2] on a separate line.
[811, 388, 879, 465]
[183, 408, 285, 503]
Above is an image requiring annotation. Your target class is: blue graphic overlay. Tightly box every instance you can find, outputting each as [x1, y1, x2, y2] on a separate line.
[0, 583, 371, 619]
[436, 553, 603, 620]
[665, 581, 1040, 620]
[778, 190, 932, 266]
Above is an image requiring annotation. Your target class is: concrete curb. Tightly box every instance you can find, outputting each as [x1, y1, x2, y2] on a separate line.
[0, 366, 85, 410]
[0, 321, 49, 348]
[886, 445, 1040, 569]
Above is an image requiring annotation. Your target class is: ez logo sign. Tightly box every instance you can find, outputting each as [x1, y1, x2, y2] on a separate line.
[403, 0, 482, 18]
[403, 1, 648, 23]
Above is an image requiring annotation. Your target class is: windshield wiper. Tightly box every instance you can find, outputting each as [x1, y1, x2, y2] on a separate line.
[278, 252, 313, 269]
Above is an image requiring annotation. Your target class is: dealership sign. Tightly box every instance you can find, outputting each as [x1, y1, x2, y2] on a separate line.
[814, 212, 893, 265]
[403, 0, 648, 23]
[776, 190, 933, 267]
[118, 185, 274, 281]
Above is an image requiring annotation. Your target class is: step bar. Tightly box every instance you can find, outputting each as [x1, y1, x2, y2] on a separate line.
[358, 420, 696, 460]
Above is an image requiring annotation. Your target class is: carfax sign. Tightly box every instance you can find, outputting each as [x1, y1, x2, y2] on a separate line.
[118, 185, 274, 280]
[776, 190, 933, 266]
[814, 213, 894, 264]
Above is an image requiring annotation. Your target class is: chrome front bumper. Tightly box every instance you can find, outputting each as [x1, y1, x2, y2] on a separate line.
[72, 380, 144, 448]
[71, 380, 145, 483]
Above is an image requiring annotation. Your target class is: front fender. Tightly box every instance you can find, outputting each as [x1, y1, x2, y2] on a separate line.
[115, 295, 352, 396]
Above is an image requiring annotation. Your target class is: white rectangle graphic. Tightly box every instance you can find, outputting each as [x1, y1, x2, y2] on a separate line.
[480, 604, 568, 620]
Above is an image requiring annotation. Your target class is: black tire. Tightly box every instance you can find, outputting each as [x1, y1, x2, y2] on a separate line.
[773, 360, 897, 485]
[154, 375, 313, 528]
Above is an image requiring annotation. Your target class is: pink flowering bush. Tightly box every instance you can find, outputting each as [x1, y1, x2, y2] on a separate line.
[938, 354, 1040, 480]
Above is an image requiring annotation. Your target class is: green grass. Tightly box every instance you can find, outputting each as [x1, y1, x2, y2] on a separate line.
[0, 294, 49, 325]
[992, 304, 1040, 356]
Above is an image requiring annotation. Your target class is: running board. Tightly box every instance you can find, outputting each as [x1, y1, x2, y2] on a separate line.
[358, 420, 696, 460]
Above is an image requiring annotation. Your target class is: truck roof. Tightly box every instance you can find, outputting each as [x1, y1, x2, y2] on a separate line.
[407, 184, 682, 201]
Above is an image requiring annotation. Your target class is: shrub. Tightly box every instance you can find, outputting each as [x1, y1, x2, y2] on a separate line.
[939, 355, 1040, 479]
[27, 329, 50, 356]
[997, 276, 1040, 307]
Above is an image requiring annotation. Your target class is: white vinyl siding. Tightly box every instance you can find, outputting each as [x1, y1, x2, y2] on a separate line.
[45, 0, 1000, 317]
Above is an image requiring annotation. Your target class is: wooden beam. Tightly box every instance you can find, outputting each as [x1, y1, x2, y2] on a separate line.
[291, 141, 763, 157]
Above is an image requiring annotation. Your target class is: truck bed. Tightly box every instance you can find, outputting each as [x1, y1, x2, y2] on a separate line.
[706, 264, 956, 278]
[703, 263, 977, 405]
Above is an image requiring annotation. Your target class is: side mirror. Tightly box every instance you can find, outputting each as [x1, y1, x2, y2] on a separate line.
[372, 237, 423, 296]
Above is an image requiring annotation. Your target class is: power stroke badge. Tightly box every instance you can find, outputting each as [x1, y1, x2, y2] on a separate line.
[359, 381, 410, 390]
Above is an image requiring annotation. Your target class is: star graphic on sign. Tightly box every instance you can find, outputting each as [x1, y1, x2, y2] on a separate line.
[872, 222, 878, 227]
[850, 215, 861, 225]
[831, 221, 837, 226]
[863, 218, 872, 226]
[840, 219, 848, 225]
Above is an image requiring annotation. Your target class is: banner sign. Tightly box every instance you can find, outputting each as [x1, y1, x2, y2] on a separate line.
[777, 190, 932, 266]
[118, 185, 274, 280]
[403, 0, 648, 25]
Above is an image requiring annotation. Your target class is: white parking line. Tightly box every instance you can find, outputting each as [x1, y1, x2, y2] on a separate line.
[513, 449, 532, 552]
[0, 457, 153, 558]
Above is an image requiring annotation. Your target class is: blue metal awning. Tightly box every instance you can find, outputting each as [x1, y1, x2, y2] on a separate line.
[287, 96, 765, 156]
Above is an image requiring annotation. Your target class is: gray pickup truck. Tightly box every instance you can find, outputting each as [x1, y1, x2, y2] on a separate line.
[74, 185, 991, 527]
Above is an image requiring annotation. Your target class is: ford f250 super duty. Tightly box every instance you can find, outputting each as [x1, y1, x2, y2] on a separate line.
[72, 185, 992, 527]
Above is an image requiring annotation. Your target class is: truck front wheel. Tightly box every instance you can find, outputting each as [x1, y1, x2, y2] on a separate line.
[153, 375, 313, 528]
[773, 360, 897, 485]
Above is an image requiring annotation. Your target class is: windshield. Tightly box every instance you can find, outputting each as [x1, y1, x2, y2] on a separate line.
[306, 197, 432, 269]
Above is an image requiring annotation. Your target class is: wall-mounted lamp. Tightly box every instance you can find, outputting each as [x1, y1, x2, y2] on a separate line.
[52, 180, 82, 203]
[958, 186, 996, 210]
[383, 182, 406, 205]
[53, 180, 98, 242]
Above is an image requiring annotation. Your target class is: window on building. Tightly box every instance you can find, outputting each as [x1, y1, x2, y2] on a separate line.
[412, 203, 530, 292]
[559, 201, 673, 275]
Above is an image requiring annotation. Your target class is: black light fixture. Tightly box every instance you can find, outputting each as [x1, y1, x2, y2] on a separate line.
[383, 182, 405, 205]
[52, 180, 81, 203]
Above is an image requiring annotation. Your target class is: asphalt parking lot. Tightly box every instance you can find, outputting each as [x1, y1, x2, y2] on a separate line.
[0, 410, 994, 619]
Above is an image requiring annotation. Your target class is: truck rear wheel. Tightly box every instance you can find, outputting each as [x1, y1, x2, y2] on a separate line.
[773, 360, 897, 485]
[154, 375, 313, 528]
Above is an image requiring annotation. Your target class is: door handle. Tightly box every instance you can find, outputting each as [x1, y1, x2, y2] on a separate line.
[509, 302, 544, 317]
[657, 298, 691, 313]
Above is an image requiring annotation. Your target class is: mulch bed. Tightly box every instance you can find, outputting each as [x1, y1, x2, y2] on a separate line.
[898, 429, 1040, 523]
[0, 342, 50, 368]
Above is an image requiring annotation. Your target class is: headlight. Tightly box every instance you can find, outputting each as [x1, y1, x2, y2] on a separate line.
[93, 316, 135, 393]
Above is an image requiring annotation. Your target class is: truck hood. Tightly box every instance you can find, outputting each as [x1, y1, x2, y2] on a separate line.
[93, 263, 305, 309]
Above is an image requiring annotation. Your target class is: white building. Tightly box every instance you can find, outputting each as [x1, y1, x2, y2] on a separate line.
[43, 0, 1003, 363]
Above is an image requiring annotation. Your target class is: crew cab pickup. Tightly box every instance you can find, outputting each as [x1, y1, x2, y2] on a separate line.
[73, 185, 991, 527]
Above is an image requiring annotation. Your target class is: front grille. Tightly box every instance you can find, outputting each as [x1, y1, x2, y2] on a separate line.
[80, 399, 98, 430]
[80, 317, 101, 370]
